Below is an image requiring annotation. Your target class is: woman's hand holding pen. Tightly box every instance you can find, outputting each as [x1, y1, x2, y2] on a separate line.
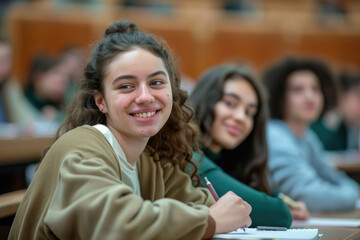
[209, 191, 252, 234]
[290, 201, 309, 220]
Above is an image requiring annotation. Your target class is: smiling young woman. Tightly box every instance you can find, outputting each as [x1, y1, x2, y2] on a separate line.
[188, 63, 303, 228]
[94, 48, 173, 165]
[8, 21, 252, 239]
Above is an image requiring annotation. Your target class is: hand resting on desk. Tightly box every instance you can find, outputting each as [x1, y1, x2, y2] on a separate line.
[209, 191, 252, 234]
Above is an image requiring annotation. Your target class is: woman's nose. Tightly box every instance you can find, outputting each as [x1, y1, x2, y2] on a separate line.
[233, 107, 246, 121]
[304, 88, 318, 99]
[135, 84, 155, 104]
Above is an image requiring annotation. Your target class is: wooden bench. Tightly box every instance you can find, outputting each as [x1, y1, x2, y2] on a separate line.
[0, 137, 53, 165]
[0, 189, 26, 219]
[0, 136, 52, 237]
[0, 136, 52, 218]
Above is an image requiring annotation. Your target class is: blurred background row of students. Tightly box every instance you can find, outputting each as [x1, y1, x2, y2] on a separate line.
[188, 57, 360, 228]
[0, 36, 84, 138]
[311, 70, 360, 152]
[0, 36, 85, 193]
[0, 0, 352, 30]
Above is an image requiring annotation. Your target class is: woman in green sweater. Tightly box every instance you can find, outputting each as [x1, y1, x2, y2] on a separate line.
[189, 63, 309, 227]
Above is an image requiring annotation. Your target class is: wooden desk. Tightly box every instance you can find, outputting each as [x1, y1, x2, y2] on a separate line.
[311, 209, 360, 219]
[290, 210, 360, 239]
[318, 227, 360, 240]
[337, 161, 360, 173]
[331, 152, 360, 183]
[0, 137, 53, 165]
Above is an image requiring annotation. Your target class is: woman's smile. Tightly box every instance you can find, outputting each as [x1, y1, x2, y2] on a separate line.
[225, 124, 241, 137]
[132, 111, 156, 118]
[129, 108, 161, 122]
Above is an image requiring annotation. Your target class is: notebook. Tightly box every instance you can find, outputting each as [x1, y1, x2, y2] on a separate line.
[213, 227, 320, 240]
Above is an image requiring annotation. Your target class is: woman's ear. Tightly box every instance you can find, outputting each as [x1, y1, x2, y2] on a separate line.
[94, 91, 108, 113]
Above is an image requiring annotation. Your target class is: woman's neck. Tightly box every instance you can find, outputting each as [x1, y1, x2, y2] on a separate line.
[108, 124, 148, 166]
[203, 135, 222, 154]
[202, 146, 222, 161]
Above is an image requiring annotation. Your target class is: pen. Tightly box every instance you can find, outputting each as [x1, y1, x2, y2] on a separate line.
[204, 177, 219, 201]
[279, 193, 298, 209]
[257, 226, 287, 231]
[205, 177, 247, 232]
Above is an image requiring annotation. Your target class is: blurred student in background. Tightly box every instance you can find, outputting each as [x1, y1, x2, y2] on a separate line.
[311, 69, 360, 152]
[0, 35, 40, 193]
[317, 0, 347, 18]
[23, 54, 77, 185]
[222, 0, 260, 14]
[24, 54, 69, 123]
[58, 46, 85, 106]
[0, 35, 37, 134]
[263, 56, 359, 212]
[189, 63, 308, 227]
[122, 0, 173, 12]
[0, 37, 73, 138]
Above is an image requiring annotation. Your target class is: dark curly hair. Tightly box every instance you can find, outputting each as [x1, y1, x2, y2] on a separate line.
[189, 63, 270, 194]
[339, 69, 360, 92]
[52, 21, 200, 184]
[263, 56, 337, 120]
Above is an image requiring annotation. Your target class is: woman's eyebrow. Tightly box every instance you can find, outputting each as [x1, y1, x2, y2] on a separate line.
[112, 74, 136, 86]
[224, 93, 258, 108]
[148, 70, 167, 78]
[224, 93, 241, 101]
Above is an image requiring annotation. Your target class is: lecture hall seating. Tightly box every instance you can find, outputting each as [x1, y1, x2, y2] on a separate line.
[4, 0, 360, 83]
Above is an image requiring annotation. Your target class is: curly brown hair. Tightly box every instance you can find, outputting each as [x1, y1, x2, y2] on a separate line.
[52, 21, 200, 184]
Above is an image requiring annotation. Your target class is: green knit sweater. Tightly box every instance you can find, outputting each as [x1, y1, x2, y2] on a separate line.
[194, 150, 292, 228]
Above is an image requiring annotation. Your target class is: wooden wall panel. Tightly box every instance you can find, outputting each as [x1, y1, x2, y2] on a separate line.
[140, 25, 199, 79]
[294, 32, 360, 70]
[13, 19, 95, 84]
[205, 29, 290, 74]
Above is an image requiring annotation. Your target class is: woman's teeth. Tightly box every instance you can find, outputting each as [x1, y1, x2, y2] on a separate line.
[133, 111, 156, 118]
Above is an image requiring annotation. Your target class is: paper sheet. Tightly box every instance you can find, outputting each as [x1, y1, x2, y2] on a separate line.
[292, 217, 360, 227]
[213, 227, 319, 240]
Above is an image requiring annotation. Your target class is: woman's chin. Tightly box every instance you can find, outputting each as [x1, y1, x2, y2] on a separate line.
[138, 129, 161, 138]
